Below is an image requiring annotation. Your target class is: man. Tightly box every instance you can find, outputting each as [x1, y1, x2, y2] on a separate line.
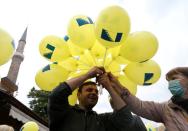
[105, 67, 188, 131]
[48, 67, 140, 131]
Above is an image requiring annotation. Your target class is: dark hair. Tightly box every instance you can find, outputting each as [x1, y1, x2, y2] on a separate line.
[78, 81, 97, 93]
[166, 67, 188, 80]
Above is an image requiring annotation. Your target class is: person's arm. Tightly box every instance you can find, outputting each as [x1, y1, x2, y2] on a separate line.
[97, 73, 126, 110]
[48, 82, 72, 130]
[66, 66, 104, 91]
[108, 72, 165, 123]
[122, 91, 165, 122]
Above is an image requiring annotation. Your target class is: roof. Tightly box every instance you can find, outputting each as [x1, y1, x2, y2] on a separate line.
[0, 89, 49, 131]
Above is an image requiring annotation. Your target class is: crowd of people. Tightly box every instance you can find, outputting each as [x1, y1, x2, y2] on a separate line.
[48, 66, 188, 131]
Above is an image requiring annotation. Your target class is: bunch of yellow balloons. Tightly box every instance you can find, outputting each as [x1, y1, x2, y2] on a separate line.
[0, 28, 15, 66]
[36, 5, 161, 105]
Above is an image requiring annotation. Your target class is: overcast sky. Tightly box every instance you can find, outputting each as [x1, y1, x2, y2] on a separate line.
[0, 0, 188, 126]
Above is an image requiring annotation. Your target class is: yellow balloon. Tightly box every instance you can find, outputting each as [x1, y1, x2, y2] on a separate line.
[91, 41, 106, 59]
[68, 70, 88, 79]
[83, 50, 97, 66]
[64, 35, 84, 56]
[20, 121, 39, 131]
[114, 56, 130, 65]
[125, 60, 161, 85]
[94, 57, 104, 67]
[106, 60, 121, 76]
[106, 45, 130, 65]
[77, 50, 98, 68]
[59, 57, 78, 71]
[35, 63, 69, 91]
[90, 41, 109, 67]
[77, 54, 91, 67]
[39, 35, 70, 62]
[103, 54, 113, 68]
[0, 28, 15, 66]
[120, 31, 158, 62]
[77, 64, 91, 71]
[67, 15, 96, 49]
[107, 45, 121, 59]
[118, 75, 137, 95]
[68, 88, 78, 106]
[95, 5, 130, 48]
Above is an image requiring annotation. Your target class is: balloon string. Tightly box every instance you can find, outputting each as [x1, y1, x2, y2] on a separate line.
[102, 48, 107, 67]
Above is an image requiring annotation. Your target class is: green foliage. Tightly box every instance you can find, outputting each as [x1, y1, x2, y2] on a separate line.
[27, 87, 50, 121]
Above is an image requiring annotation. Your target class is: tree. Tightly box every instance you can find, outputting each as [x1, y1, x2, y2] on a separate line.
[27, 87, 50, 121]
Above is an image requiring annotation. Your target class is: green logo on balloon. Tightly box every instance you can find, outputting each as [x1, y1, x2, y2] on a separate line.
[43, 44, 55, 59]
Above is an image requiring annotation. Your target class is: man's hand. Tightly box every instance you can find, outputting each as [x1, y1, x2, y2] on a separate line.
[97, 73, 112, 91]
[86, 66, 105, 79]
[97, 72, 127, 110]
[108, 72, 124, 94]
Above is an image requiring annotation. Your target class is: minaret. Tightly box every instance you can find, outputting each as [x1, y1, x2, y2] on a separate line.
[7, 27, 27, 83]
[0, 27, 27, 94]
